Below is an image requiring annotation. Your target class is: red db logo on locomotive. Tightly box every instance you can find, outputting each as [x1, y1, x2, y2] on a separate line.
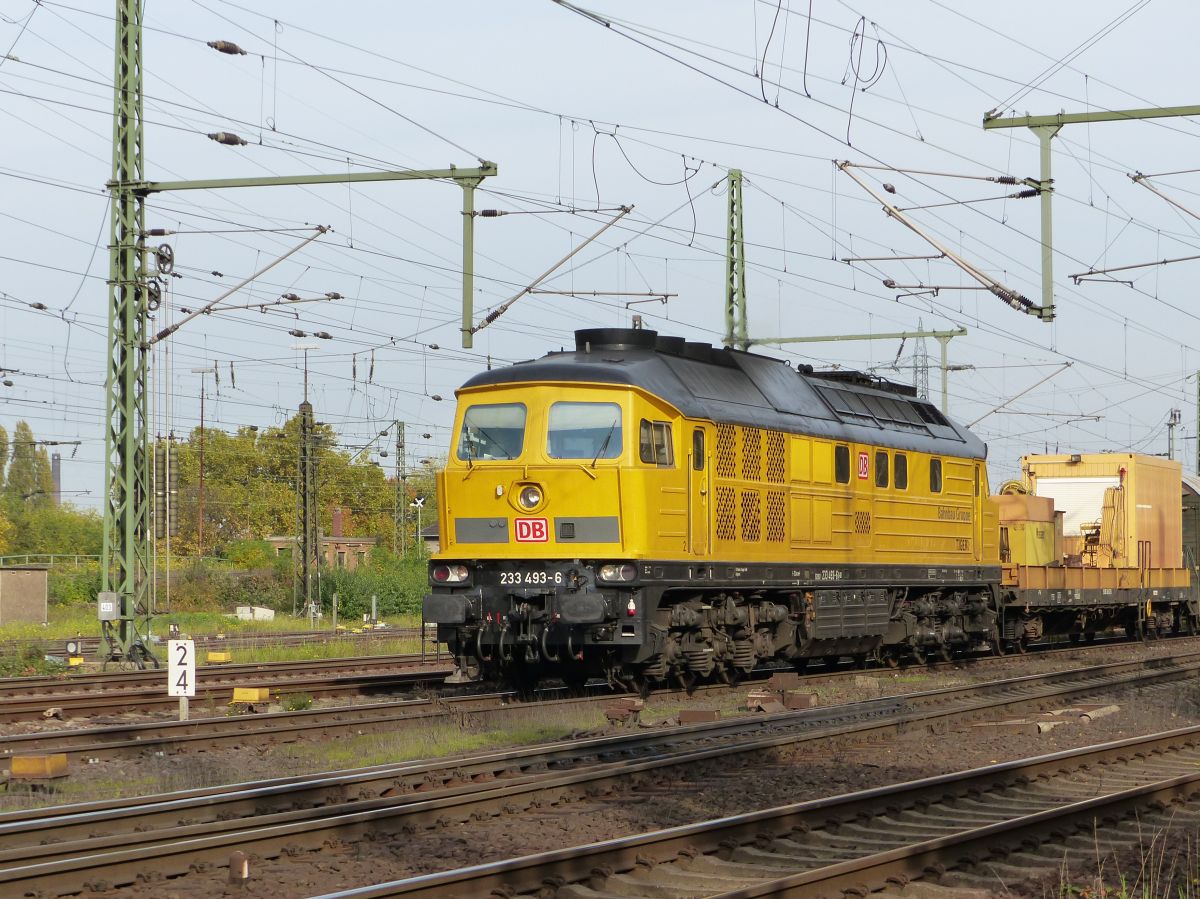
[515, 518, 549, 542]
[857, 451, 869, 479]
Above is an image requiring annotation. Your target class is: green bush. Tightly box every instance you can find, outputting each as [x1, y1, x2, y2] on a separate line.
[48, 564, 101, 606]
[317, 552, 429, 620]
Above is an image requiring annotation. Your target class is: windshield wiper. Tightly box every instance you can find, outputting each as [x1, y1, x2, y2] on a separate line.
[591, 421, 618, 468]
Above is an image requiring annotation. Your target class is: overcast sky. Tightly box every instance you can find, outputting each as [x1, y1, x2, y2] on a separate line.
[1, 0, 1197, 511]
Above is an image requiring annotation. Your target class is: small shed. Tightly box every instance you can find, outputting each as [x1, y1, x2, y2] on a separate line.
[0, 566, 49, 625]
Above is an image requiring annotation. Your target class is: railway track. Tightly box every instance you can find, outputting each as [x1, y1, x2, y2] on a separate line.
[3, 637, 1194, 761]
[325, 726, 1200, 898]
[0, 626, 430, 660]
[0, 654, 453, 721]
[0, 650, 1196, 896]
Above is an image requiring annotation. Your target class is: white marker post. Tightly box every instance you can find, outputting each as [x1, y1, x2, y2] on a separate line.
[167, 639, 196, 720]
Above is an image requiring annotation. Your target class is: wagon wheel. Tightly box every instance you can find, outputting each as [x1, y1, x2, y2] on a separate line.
[910, 643, 927, 665]
[988, 634, 1006, 657]
[937, 642, 953, 663]
[877, 647, 902, 669]
[1012, 636, 1030, 654]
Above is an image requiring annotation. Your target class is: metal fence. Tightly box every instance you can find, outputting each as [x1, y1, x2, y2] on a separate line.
[0, 554, 100, 567]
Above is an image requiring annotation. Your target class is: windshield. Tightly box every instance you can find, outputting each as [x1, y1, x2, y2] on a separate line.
[457, 403, 526, 461]
[547, 402, 622, 460]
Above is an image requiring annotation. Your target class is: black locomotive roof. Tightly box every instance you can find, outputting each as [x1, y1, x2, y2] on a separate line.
[460, 328, 985, 459]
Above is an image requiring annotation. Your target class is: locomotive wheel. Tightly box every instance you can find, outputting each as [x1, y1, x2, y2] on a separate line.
[1126, 621, 1145, 641]
[508, 664, 540, 700]
[1068, 632, 1081, 644]
[937, 643, 953, 663]
[561, 671, 590, 696]
[1085, 631, 1097, 643]
[674, 668, 698, 695]
[878, 648, 901, 669]
[910, 644, 927, 665]
[1012, 636, 1030, 654]
[853, 653, 868, 670]
[988, 634, 1006, 657]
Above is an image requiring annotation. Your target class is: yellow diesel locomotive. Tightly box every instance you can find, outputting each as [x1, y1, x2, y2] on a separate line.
[423, 328, 1001, 692]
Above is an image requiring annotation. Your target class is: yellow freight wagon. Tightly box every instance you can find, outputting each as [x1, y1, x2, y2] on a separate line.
[992, 453, 1193, 645]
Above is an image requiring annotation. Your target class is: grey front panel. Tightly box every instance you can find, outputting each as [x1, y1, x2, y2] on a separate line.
[555, 516, 620, 543]
[455, 517, 509, 544]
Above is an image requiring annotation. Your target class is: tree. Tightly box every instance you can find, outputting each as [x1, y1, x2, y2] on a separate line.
[0, 424, 8, 493]
[34, 447, 54, 501]
[3, 421, 39, 511]
[0, 507, 12, 556]
[6, 504, 102, 555]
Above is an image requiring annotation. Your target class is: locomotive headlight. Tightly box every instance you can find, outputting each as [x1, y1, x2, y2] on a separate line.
[518, 484, 543, 510]
[598, 563, 637, 583]
[431, 564, 470, 583]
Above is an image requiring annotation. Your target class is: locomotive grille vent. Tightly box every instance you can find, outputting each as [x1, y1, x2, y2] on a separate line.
[766, 490, 786, 542]
[741, 427, 762, 481]
[715, 424, 737, 478]
[765, 431, 786, 483]
[741, 490, 761, 542]
[854, 511, 872, 535]
[715, 486, 737, 541]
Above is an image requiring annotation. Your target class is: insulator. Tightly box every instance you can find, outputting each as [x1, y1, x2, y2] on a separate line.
[211, 270, 224, 277]
[146, 228, 172, 237]
[207, 40, 247, 55]
[1012, 189, 1040, 199]
[479, 209, 502, 217]
[431, 394, 443, 401]
[29, 302, 46, 310]
[882, 278, 897, 289]
[993, 176, 1018, 185]
[282, 292, 301, 302]
[422, 433, 431, 439]
[153, 443, 167, 539]
[314, 331, 332, 340]
[288, 329, 306, 338]
[325, 292, 342, 299]
[207, 131, 248, 146]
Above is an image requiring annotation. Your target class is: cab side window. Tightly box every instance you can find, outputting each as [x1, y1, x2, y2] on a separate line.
[930, 458, 942, 493]
[875, 450, 889, 488]
[834, 445, 850, 483]
[692, 429, 704, 471]
[639, 419, 674, 467]
[895, 453, 908, 490]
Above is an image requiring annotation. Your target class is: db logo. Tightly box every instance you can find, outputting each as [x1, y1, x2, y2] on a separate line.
[514, 518, 549, 542]
[857, 452, 870, 480]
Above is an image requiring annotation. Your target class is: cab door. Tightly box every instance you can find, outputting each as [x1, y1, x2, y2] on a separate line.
[688, 426, 710, 556]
